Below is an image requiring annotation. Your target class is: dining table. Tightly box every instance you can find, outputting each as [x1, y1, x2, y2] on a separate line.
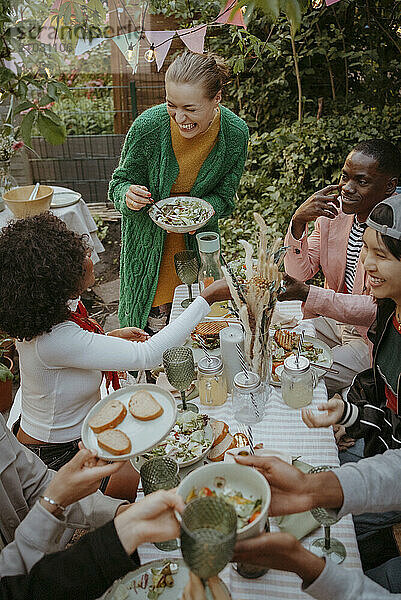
[125, 285, 362, 600]
[0, 190, 104, 264]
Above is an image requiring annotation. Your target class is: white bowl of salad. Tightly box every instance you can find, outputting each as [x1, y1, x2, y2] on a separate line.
[148, 196, 215, 233]
[177, 462, 270, 540]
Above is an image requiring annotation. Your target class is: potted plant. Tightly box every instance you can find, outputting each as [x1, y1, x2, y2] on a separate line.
[0, 337, 14, 413]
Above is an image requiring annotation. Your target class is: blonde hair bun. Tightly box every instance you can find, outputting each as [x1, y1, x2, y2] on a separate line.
[166, 51, 230, 99]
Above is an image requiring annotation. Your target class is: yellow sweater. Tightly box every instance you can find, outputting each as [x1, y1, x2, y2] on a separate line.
[152, 109, 221, 307]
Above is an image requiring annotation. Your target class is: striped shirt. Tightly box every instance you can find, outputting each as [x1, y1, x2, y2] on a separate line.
[344, 218, 367, 292]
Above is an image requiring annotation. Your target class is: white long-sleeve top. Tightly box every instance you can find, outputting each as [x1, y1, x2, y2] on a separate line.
[305, 450, 401, 599]
[17, 296, 210, 442]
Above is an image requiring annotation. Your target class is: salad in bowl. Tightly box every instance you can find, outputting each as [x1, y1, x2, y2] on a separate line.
[148, 196, 215, 233]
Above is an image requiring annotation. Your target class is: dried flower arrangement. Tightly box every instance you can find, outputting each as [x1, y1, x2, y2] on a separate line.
[222, 213, 286, 380]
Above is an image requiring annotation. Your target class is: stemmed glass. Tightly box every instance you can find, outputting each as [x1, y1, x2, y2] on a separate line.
[309, 465, 347, 564]
[174, 250, 199, 308]
[180, 497, 237, 597]
[163, 347, 198, 413]
[140, 456, 180, 551]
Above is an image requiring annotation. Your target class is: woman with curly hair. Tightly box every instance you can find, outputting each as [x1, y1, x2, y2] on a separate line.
[0, 212, 228, 500]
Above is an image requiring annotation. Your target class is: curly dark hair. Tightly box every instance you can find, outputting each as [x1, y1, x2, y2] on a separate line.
[0, 212, 90, 340]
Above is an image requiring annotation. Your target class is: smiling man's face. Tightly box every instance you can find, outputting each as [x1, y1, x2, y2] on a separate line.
[339, 151, 397, 222]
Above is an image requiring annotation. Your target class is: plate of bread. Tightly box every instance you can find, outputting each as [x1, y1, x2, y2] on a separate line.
[271, 329, 332, 386]
[81, 384, 177, 461]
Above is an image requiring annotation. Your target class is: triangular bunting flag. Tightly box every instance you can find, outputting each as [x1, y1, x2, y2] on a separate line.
[144, 31, 174, 72]
[75, 37, 108, 56]
[112, 31, 140, 74]
[325, 0, 342, 4]
[176, 25, 207, 53]
[216, 0, 246, 28]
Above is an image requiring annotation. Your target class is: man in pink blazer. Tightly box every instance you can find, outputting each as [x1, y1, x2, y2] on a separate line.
[283, 139, 400, 393]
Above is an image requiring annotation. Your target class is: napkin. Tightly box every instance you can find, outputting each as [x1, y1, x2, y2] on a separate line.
[271, 306, 299, 329]
[155, 372, 199, 401]
[274, 459, 320, 540]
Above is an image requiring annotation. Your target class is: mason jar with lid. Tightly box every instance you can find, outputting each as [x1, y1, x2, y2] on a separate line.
[197, 356, 227, 407]
[232, 371, 268, 425]
[281, 355, 315, 408]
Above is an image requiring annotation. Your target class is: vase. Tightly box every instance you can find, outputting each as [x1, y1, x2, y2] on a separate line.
[0, 160, 18, 212]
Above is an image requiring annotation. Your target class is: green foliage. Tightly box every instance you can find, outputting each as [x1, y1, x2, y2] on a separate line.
[92, 215, 109, 241]
[0, 337, 14, 383]
[220, 103, 401, 261]
[52, 95, 113, 135]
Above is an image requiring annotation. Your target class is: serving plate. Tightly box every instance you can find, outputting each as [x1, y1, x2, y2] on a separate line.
[131, 421, 214, 471]
[105, 559, 231, 600]
[81, 384, 177, 461]
[50, 185, 81, 208]
[270, 334, 332, 387]
[148, 196, 215, 234]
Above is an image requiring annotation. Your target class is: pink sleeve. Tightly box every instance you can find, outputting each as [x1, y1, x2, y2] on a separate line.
[303, 285, 377, 326]
[284, 219, 323, 282]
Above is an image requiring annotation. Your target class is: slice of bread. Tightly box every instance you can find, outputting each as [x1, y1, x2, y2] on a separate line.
[88, 399, 127, 434]
[97, 429, 132, 455]
[208, 433, 237, 462]
[210, 420, 229, 448]
[129, 390, 164, 421]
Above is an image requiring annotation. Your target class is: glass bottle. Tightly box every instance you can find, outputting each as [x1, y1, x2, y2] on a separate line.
[196, 231, 224, 289]
[281, 355, 314, 408]
[0, 161, 17, 212]
[197, 356, 227, 407]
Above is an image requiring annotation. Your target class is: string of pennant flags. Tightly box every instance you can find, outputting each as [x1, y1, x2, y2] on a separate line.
[36, 0, 343, 73]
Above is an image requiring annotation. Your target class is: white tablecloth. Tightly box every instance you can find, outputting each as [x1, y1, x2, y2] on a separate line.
[135, 288, 361, 599]
[0, 198, 104, 264]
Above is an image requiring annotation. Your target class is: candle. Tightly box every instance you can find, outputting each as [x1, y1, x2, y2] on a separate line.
[219, 325, 244, 393]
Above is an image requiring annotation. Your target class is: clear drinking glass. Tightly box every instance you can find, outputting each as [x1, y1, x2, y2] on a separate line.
[309, 465, 347, 564]
[232, 371, 268, 425]
[174, 250, 199, 308]
[180, 496, 237, 592]
[163, 347, 198, 412]
[140, 456, 180, 551]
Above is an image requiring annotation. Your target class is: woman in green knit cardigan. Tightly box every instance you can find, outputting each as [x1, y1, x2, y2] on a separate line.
[109, 52, 249, 330]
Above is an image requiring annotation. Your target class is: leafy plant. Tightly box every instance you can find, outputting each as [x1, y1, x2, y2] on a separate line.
[220, 102, 401, 261]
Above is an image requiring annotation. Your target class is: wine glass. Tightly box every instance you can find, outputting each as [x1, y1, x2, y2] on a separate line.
[163, 347, 198, 412]
[140, 457, 180, 551]
[180, 496, 237, 596]
[309, 465, 347, 564]
[174, 250, 199, 308]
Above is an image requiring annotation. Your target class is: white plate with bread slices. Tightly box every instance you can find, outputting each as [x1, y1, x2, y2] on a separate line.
[81, 384, 177, 461]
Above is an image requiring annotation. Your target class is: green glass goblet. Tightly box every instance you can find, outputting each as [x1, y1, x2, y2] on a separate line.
[180, 497, 237, 597]
[140, 456, 180, 551]
[309, 465, 347, 564]
[174, 250, 199, 308]
[163, 347, 198, 413]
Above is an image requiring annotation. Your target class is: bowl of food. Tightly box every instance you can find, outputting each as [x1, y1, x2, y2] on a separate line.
[3, 185, 53, 218]
[177, 462, 270, 540]
[148, 196, 215, 233]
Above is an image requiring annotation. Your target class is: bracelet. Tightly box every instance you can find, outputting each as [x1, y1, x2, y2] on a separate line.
[40, 495, 66, 512]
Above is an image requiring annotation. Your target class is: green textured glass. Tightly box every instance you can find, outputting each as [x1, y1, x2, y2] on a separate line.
[140, 457, 180, 551]
[163, 347, 197, 412]
[174, 250, 199, 308]
[180, 497, 237, 580]
[309, 465, 347, 565]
